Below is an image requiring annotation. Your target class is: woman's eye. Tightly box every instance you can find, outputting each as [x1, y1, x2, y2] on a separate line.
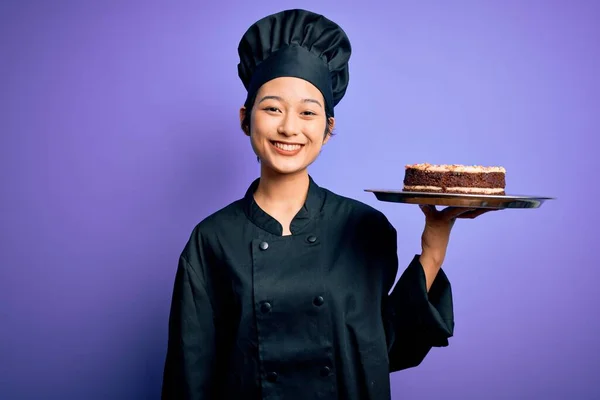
[264, 107, 280, 112]
[302, 111, 316, 116]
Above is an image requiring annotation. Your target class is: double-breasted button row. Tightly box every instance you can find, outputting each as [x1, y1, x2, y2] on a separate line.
[259, 297, 323, 313]
[259, 236, 316, 251]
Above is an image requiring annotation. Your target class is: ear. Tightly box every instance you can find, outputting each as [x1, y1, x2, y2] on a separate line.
[323, 116, 335, 145]
[240, 106, 250, 136]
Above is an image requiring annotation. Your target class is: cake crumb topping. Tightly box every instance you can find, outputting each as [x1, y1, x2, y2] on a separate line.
[405, 163, 506, 173]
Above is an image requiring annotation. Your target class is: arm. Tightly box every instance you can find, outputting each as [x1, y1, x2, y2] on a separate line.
[378, 217, 454, 373]
[419, 253, 444, 293]
[161, 253, 217, 399]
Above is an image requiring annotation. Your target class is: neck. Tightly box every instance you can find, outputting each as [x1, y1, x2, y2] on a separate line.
[254, 166, 310, 211]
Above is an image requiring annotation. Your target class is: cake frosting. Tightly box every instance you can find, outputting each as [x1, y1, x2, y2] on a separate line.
[405, 163, 506, 173]
[403, 163, 506, 195]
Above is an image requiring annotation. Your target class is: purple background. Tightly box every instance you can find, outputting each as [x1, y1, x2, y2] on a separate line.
[1, 1, 598, 399]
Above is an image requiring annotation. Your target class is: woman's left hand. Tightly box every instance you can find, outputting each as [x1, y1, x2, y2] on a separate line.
[418, 205, 496, 289]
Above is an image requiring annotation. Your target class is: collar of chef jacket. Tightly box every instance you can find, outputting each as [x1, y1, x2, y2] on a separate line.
[242, 175, 326, 236]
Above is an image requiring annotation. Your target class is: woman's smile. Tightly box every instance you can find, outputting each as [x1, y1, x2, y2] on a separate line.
[270, 140, 305, 156]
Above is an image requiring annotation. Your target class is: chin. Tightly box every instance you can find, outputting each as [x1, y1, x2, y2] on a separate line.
[266, 163, 307, 175]
[262, 157, 314, 175]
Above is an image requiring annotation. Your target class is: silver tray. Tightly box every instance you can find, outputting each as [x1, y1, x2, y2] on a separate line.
[364, 189, 555, 209]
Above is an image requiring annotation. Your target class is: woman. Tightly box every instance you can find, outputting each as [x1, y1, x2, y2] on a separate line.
[161, 8, 490, 400]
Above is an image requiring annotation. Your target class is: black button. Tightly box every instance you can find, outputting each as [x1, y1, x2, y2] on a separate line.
[320, 366, 331, 377]
[307, 235, 317, 243]
[266, 371, 278, 382]
[260, 301, 272, 313]
[259, 241, 269, 250]
[313, 296, 324, 306]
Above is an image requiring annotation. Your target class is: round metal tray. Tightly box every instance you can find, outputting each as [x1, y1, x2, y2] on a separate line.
[364, 189, 555, 209]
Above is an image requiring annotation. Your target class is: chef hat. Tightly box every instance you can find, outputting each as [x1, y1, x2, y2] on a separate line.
[237, 9, 352, 117]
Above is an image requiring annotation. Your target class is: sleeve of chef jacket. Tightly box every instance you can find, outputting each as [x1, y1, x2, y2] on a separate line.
[161, 241, 217, 399]
[379, 215, 455, 373]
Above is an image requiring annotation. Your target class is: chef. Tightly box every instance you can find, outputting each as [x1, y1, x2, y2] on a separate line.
[161, 8, 488, 400]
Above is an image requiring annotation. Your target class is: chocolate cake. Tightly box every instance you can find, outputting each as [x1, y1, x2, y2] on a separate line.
[403, 163, 506, 195]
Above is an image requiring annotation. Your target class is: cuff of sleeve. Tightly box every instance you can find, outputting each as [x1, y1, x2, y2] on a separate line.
[388, 254, 455, 346]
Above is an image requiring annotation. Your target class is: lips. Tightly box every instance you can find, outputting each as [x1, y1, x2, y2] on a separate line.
[271, 141, 303, 151]
[270, 140, 304, 156]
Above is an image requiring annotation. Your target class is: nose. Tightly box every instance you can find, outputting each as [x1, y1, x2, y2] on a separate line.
[278, 113, 300, 136]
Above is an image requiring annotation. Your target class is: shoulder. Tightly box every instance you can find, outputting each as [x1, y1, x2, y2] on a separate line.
[320, 186, 394, 232]
[197, 198, 246, 232]
[180, 198, 246, 260]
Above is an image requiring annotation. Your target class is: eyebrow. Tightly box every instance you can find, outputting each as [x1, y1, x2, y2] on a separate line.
[258, 95, 323, 108]
[303, 98, 323, 108]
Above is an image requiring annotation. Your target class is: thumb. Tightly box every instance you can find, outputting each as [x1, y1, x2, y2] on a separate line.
[419, 204, 436, 217]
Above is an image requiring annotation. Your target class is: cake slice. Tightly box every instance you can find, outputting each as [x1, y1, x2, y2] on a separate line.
[403, 163, 506, 195]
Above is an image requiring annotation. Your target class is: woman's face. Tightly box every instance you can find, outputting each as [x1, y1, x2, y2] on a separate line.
[241, 77, 333, 176]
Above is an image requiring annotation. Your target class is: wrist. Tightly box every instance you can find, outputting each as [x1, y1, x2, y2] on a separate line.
[419, 251, 444, 271]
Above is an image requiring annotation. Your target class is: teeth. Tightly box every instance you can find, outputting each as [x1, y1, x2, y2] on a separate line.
[273, 142, 302, 151]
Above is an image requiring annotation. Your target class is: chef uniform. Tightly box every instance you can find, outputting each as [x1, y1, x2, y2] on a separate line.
[161, 9, 454, 400]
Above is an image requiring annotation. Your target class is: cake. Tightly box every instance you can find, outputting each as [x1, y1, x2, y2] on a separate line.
[403, 163, 506, 195]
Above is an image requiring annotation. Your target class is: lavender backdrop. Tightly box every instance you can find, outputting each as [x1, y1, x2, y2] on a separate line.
[1, 1, 598, 399]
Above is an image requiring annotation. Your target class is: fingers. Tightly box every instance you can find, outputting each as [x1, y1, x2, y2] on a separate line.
[419, 205, 498, 220]
[440, 206, 476, 220]
[419, 204, 437, 217]
[456, 208, 498, 219]
[420, 205, 474, 220]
